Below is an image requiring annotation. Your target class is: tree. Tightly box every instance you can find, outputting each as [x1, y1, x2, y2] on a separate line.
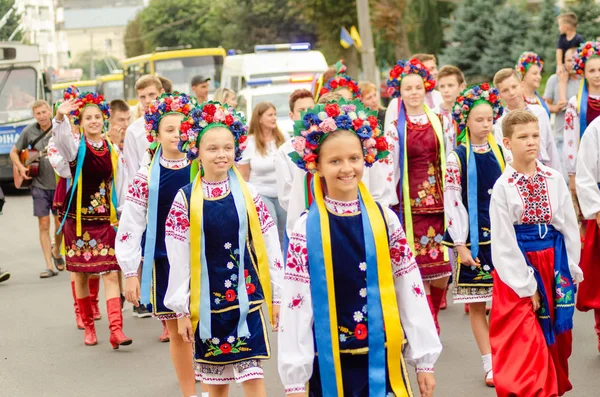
[124, 12, 147, 58]
[440, 0, 500, 79]
[527, 0, 558, 73]
[372, 0, 411, 61]
[70, 51, 121, 79]
[405, 0, 444, 56]
[481, 3, 531, 80]
[0, 0, 21, 41]
[567, 0, 600, 42]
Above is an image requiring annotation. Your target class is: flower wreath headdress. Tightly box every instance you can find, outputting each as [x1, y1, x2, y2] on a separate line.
[516, 51, 544, 78]
[67, 91, 110, 129]
[386, 58, 436, 99]
[319, 60, 361, 99]
[179, 101, 248, 162]
[145, 92, 196, 147]
[452, 82, 503, 143]
[573, 41, 600, 75]
[289, 98, 389, 173]
[63, 85, 80, 101]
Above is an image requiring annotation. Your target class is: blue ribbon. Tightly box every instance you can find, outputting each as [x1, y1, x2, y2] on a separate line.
[466, 136, 479, 259]
[535, 91, 551, 118]
[140, 146, 162, 305]
[579, 81, 589, 139]
[58, 134, 86, 234]
[306, 201, 337, 397]
[396, 100, 406, 225]
[359, 193, 386, 396]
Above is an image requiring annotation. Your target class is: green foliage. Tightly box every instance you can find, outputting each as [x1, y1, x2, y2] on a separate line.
[0, 0, 21, 41]
[567, 0, 600, 41]
[405, 0, 443, 55]
[527, 0, 558, 73]
[124, 12, 147, 58]
[70, 51, 121, 80]
[481, 3, 531, 79]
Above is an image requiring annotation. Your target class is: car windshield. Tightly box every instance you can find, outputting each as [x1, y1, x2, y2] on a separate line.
[251, 92, 291, 120]
[155, 56, 223, 94]
[102, 80, 123, 102]
[0, 67, 37, 125]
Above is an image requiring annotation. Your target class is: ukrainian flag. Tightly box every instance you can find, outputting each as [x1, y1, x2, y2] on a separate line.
[340, 27, 354, 49]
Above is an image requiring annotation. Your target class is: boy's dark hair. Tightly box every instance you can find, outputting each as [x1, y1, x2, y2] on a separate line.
[158, 76, 173, 93]
[502, 109, 538, 138]
[109, 99, 129, 113]
[437, 65, 465, 85]
[289, 89, 314, 112]
[558, 12, 578, 27]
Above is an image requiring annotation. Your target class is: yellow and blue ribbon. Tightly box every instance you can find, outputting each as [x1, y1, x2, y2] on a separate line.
[577, 79, 589, 139]
[535, 91, 550, 118]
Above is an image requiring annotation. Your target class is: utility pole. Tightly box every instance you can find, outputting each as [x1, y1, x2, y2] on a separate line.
[355, 0, 377, 83]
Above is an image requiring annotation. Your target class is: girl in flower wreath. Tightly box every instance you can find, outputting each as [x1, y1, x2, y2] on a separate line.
[371, 57, 450, 334]
[115, 92, 201, 396]
[316, 60, 361, 102]
[441, 83, 505, 388]
[517, 51, 551, 117]
[164, 101, 283, 397]
[53, 92, 131, 349]
[278, 98, 441, 397]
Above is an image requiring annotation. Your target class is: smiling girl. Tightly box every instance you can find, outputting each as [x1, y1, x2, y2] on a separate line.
[164, 102, 283, 397]
[517, 52, 551, 117]
[278, 99, 441, 397]
[53, 92, 131, 349]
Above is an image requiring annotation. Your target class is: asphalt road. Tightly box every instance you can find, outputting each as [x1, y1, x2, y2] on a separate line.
[1, 188, 599, 396]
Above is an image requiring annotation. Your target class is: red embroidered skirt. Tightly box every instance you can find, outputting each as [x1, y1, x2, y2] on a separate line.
[63, 218, 120, 273]
[52, 177, 68, 216]
[576, 220, 600, 311]
[411, 212, 451, 281]
[490, 247, 572, 397]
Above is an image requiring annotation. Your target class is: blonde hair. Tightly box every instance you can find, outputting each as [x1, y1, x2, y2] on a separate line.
[437, 65, 465, 85]
[412, 53, 437, 64]
[493, 68, 521, 88]
[317, 92, 343, 104]
[248, 102, 286, 156]
[135, 75, 163, 92]
[31, 99, 50, 111]
[358, 81, 377, 96]
[558, 12, 578, 27]
[213, 88, 235, 104]
[501, 109, 538, 138]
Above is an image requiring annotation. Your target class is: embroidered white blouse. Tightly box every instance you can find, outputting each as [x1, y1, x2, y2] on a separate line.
[47, 135, 72, 179]
[564, 94, 600, 175]
[493, 104, 562, 173]
[439, 107, 457, 153]
[576, 117, 600, 219]
[163, 177, 284, 316]
[115, 151, 189, 277]
[490, 162, 583, 299]
[277, 197, 442, 394]
[122, 116, 148, 188]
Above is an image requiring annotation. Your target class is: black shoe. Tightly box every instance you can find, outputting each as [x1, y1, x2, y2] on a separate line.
[0, 268, 10, 283]
[133, 304, 152, 318]
[0, 198, 4, 215]
[120, 294, 125, 311]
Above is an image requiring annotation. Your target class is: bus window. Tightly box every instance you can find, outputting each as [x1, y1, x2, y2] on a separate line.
[154, 56, 223, 95]
[124, 64, 138, 101]
[102, 80, 124, 102]
[0, 67, 36, 124]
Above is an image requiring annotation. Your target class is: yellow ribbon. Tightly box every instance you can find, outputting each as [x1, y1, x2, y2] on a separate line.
[189, 165, 273, 333]
[576, 79, 585, 115]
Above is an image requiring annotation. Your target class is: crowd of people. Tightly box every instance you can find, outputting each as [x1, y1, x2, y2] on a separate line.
[2, 9, 600, 397]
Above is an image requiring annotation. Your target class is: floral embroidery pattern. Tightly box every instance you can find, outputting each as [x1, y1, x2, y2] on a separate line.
[339, 261, 368, 343]
[414, 226, 444, 261]
[127, 174, 148, 207]
[254, 196, 275, 233]
[512, 170, 552, 224]
[81, 181, 109, 215]
[119, 232, 132, 243]
[165, 199, 190, 242]
[213, 242, 255, 305]
[555, 272, 574, 304]
[204, 336, 251, 357]
[285, 235, 309, 284]
[202, 179, 229, 199]
[288, 294, 305, 310]
[411, 163, 442, 208]
[67, 231, 114, 261]
[412, 282, 425, 298]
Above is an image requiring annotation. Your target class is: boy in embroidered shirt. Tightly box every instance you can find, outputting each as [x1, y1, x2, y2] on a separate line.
[437, 65, 466, 152]
[489, 110, 583, 397]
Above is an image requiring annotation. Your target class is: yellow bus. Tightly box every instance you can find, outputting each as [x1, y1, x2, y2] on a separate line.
[121, 48, 226, 105]
[51, 80, 96, 104]
[96, 73, 124, 102]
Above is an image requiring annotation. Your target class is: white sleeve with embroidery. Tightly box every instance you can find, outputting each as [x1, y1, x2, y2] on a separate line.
[276, 142, 294, 212]
[576, 123, 600, 220]
[114, 159, 150, 278]
[277, 215, 314, 395]
[553, 175, 584, 282]
[252, 190, 284, 304]
[368, 100, 399, 207]
[489, 182, 537, 298]
[541, 112, 562, 174]
[164, 190, 191, 316]
[444, 152, 468, 245]
[52, 118, 80, 162]
[47, 136, 72, 179]
[385, 208, 441, 372]
[564, 96, 580, 175]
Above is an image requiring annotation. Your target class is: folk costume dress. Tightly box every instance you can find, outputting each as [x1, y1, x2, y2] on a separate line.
[47, 135, 72, 217]
[52, 117, 121, 274]
[278, 191, 442, 396]
[564, 86, 600, 176]
[374, 97, 451, 281]
[575, 116, 600, 333]
[442, 139, 505, 303]
[164, 174, 283, 384]
[115, 150, 190, 318]
[489, 161, 583, 397]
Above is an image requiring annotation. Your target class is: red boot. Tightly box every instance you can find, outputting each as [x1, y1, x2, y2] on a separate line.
[159, 320, 170, 342]
[426, 294, 440, 335]
[430, 286, 445, 335]
[107, 297, 132, 349]
[77, 296, 98, 346]
[440, 285, 448, 310]
[71, 281, 84, 330]
[89, 277, 102, 320]
[594, 309, 600, 352]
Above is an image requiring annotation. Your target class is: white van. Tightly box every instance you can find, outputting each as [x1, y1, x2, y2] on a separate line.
[222, 43, 328, 135]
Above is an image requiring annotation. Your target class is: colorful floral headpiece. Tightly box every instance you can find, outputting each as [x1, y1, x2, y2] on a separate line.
[289, 99, 389, 173]
[319, 60, 361, 99]
[63, 85, 79, 101]
[387, 58, 436, 99]
[452, 83, 503, 138]
[145, 92, 196, 144]
[516, 51, 544, 78]
[573, 41, 600, 76]
[179, 101, 248, 162]
[69, 91, 110, 127]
